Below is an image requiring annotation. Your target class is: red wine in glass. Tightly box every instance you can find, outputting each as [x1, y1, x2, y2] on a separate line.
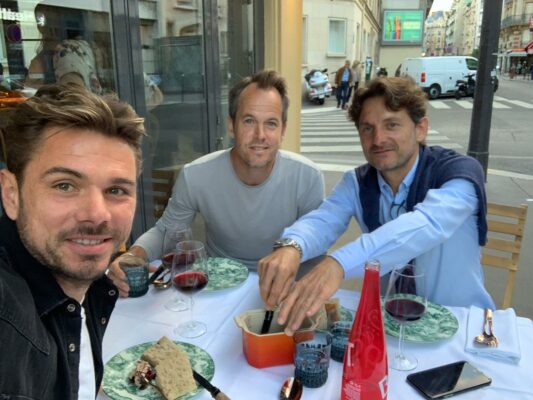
[385, 298, 426, 323]
[162, 252, 175, 269]
[173, 271, 208, 295]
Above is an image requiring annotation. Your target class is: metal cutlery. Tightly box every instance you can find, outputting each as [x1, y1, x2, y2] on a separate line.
[193, 369, 231, 400]
[474, 308, 499, 347]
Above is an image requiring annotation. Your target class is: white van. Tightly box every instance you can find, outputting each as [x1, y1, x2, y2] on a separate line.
[399, 56, 487, 99]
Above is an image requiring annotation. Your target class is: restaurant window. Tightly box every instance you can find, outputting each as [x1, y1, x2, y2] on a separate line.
[0, 1, 115, 104]
[136, 0, 256, 226]
[328, 18, 346, 55]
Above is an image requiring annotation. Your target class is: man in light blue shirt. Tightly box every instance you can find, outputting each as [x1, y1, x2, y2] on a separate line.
[259, 76, 495, 335]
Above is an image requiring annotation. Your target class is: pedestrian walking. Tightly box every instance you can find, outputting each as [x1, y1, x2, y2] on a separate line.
[522, 61, 528, 79]
[347, 60, 361, 105]
[509, 63, 516, 79]
[335, 60, 352, 110]
[530, 64, 533, 81]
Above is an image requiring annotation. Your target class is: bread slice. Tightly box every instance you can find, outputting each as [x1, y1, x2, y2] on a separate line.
[141, 336, 196, 399]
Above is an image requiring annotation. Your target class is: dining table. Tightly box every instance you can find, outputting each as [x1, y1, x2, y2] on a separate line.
[97, 270, 533, 400]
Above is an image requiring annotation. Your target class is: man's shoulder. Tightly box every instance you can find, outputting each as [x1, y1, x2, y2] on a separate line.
[181, 150, 230, 180]
[186, 149, 229, 169]
[277, 150, 322, 174]
[0, 250, 43, 339]
[0, 249, 33, 304]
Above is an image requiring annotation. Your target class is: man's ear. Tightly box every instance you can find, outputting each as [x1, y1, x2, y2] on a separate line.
[281, 122, 287, 141]
[0, 169, 20, 220]
[415, 116, 429, 143]
[227, 117, 235, 139]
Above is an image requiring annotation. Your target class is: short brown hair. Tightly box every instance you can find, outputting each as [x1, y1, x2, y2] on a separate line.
[228, 69, 289, 123]
[348, 76, 427, 127]
[1, 84, 145, 183]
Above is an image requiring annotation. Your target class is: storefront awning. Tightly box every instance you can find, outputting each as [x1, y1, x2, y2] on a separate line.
[525, 41, 533, 54]
[507, 51, 527, 57]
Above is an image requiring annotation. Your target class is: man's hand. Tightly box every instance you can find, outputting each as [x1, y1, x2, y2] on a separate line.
[107, 246, 148, 297]
[277, 256, 345, 336]
[258, 247, 301, 310]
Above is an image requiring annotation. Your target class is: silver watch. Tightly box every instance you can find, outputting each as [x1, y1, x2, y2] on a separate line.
[273, 238, 303, 258]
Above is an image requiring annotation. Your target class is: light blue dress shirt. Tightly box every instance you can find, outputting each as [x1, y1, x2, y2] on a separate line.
[341, 67, 350, 82]
[283, 157, 495, 308]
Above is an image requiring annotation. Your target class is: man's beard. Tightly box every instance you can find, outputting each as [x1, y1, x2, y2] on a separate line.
[16, 204, 122, 285]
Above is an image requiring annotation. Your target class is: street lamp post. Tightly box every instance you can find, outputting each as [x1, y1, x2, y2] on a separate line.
[467, 0, 504, 179]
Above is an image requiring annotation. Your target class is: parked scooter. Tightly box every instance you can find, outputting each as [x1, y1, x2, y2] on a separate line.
[304, 68, 332, 105]
[455, 73, 476, 99]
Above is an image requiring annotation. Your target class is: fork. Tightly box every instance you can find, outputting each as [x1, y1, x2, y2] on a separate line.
[474, 308, 499, 347]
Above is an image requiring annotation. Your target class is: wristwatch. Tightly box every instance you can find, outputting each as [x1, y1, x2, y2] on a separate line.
[273, 238, 303, 258]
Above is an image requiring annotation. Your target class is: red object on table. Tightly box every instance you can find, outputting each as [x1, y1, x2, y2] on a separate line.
[342, 260, 388, 400]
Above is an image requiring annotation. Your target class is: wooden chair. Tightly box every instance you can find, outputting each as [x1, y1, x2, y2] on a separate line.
[151, 168, 178, 218]
[481, 202, 528, 309]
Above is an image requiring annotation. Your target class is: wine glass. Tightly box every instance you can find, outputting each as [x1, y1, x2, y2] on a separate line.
[384, 263, 427, 371]
[162, 225, 192, 311]
[172, 240, 209, 338]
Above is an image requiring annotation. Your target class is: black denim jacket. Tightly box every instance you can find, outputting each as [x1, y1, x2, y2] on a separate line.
[0, 215, 118, 399]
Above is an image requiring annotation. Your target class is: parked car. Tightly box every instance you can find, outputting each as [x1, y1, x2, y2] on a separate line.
[399, 56, 498, 99]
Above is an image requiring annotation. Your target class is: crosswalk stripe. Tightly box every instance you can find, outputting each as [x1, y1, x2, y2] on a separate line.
[302, 145, 363, 152]
[455, 100, 473, 109]
[504, 100, 533, 109]
[302, 131, 355, 136]
[302, 138, 358, 144]
[301, 107, 337, 114]
[302, 129, 442, 136]
[429, 101, 451, 109]
[302, 134, 454, 144]
[301, 141, 463, 153]
[492, 101, 511, 109]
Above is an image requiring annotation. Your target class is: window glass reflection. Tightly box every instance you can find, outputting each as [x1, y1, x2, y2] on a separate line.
[0, 0, 115, 112]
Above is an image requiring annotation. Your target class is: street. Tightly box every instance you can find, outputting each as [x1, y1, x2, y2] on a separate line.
[301, 77, 533, 177]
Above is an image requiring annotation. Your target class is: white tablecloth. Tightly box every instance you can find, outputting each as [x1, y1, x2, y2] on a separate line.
[98, 273, 533, 400]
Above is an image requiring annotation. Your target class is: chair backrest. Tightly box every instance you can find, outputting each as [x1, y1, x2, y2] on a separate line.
[481, 202, 528, 309]
[151, 169, 177, 218]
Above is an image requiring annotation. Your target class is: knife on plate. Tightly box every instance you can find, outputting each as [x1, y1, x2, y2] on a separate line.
[193, 369, 230, 400]
[149, 264, 167, 284]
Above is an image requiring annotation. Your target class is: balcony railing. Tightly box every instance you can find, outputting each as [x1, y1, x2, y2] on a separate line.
[501, 14, 530, 29]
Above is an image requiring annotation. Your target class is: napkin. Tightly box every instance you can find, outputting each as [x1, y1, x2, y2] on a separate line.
[465, 305, 521, 363]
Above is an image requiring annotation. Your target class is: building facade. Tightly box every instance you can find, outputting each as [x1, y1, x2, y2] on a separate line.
[424, 10, 448, 56]
[498, 0, 533, 73]
[378, 0, 428, 77]
[301, 0, 380, 88]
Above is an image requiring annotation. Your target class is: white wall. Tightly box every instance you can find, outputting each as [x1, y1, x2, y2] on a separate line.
[302, 0, 364, 77]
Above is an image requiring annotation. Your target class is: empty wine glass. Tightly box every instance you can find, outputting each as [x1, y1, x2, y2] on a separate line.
[172, 240, 209, 338]
[384, 263, 427, 371]
[162, 225, 192, 311]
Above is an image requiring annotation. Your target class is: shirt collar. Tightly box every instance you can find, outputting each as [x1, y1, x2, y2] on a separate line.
[377, 154, 420, 196]
[0, 215, 114, 316]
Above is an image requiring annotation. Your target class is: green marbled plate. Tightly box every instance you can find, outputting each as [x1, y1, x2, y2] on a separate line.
[340, 305, 354, 321]
[383, 297, 459, 343]
[102, 341, 214, 400]
[204, 257, 249, 292]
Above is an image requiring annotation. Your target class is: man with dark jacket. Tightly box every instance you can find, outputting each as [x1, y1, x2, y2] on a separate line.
[0, 84, 144, 398]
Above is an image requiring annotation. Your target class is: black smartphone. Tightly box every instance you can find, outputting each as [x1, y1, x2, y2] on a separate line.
[406, 361, 491, 399]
